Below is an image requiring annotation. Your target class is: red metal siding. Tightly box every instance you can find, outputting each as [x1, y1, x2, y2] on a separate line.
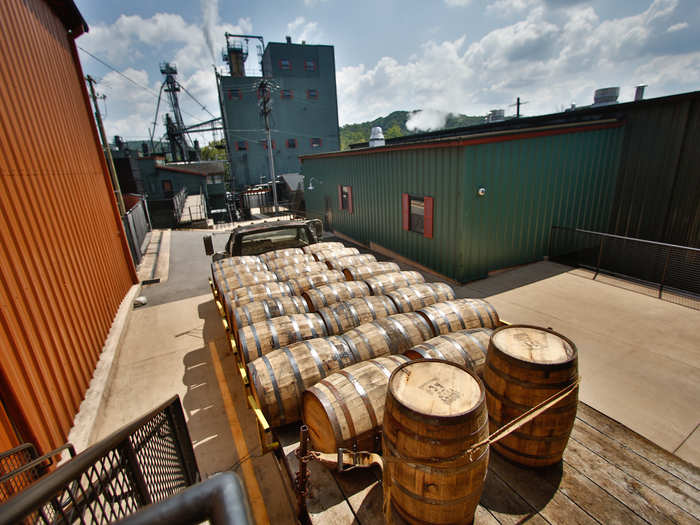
[402, 193, 410, 231]
[0, 0, 137, 453]
[423, 196, 434, 239]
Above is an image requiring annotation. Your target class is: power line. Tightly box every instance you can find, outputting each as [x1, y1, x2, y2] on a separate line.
[78, 46, 160, 97]
[179, 83, 217, 119]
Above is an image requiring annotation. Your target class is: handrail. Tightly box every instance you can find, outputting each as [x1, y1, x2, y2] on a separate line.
[552, 226, 700, 252]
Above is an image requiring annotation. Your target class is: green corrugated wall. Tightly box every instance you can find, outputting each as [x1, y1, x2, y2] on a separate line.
[303, 125, 624, 282]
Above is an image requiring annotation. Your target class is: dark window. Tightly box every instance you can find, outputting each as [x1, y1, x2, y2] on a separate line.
[262, 140, 276, 150]
[228, 88, 242, 100]
[304, 60, 316, 72]
[307, 89, 318, 99]
[286, 138, 297, 148]
[402, 193, 434, 238]
[281, 89, 293, 99]
[311, 137, 322, 148]
[236, 141, 248, 151]
[162, 180, 173, 196]
[338, 185, 353, 213]
[279, 59, 292, 71]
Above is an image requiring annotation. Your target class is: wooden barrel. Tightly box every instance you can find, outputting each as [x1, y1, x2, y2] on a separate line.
[231, 296, 309, 332]
[286, 271, 346, 296]
[404, 328, 492, 377]
[264, 254, 316, 272]
[325, 253, 377, 270]
[417, 298, 500, 336]
[483, 325, 579, 467]
[211, 256, 265, 272]
[386, 282, 456, 313]
[259, 247, 305, 262]
[343, 261, 400, 281]
[364, 271, 425, 295]
[238, 313, 328, 363]
[340, 312, 433, 362]
[302, 281, 372, 312]
[211, 258, 268, 284]
[383, 359, 489, 525]
[221, 282, 293, 317]
[274, 262, 330, 281]
[303, 355, 410, 452]
[248, 336, 357, 427]
[314, 247, 360, 262]
[318, 296, 399, 335]
[302, 242, 345, 255]
[214, 271, 278, 295]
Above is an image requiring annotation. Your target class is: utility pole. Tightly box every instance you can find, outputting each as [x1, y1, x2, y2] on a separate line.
[259, 79, 279, 214]
[510, 96, 529, 118]
[86, 75, 126, 215]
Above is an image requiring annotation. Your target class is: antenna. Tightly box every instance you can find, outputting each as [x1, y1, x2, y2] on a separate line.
[509, 96, 529, 118]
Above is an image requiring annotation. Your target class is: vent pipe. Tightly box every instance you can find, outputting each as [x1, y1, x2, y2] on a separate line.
[286, 35, 292, 44]
[369, 127, 385, 147]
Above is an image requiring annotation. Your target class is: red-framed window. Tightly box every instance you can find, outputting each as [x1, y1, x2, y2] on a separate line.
[262, 140, 276, 150]
[338, 185, 353, 214]
[304, 59, 316, 72]
[235, 141, 248, 151]
[311, 137, 322, 148]
[307, 89, 318, 99]
[286, 138, 297, 148]
[227, 88, 242, 100]
[402, 193, 433, 239]
[281, 89, 293, 99]
[279, 59, 292, 71]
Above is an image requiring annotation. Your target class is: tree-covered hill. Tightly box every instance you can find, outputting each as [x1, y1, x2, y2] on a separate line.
[339, 110, 484, 150]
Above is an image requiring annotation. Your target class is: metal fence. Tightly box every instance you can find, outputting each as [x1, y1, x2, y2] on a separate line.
[549, 226, 700, 309]
[0, 396, 199, 525]
[122, 196, 152, 265]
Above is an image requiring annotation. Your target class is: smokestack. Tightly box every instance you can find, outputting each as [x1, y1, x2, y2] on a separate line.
[634, 85, 647, 101]
[369, 127, 385, 148]
[286, 35, 292, 44]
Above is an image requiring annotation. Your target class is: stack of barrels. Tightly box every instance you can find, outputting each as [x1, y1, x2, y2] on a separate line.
[211, 240, 579, 525]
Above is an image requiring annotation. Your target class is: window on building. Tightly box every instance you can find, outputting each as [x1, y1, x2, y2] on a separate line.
[338, 185, 353, 213]
[208, 175, 224, 184]
[307, 89, 318, 99]
[286, 138, 297, 148]
[402, 193, 434, 239]
[279, 59, 292, 71]
[236, 141, 248, 151]
[311, 137, 322, 148]
[262, 140, 276, 150]
[304, 60, 316, 72]
[228, 88, 242, 100]
[281, 89, 293, 99]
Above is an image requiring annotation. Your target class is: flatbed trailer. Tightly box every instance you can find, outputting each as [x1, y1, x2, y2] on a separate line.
[208, 277, 700, 525]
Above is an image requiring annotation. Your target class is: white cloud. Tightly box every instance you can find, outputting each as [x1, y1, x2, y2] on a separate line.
[667, 22, 688, 32]
[304, 0, 328, 6]
[486, 0, 538, 14]
[286, 16, 321, 43]
[336, 0, 690, 124]
[444, 0, 472, 6]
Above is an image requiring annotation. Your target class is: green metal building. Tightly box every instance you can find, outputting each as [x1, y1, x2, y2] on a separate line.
[302, 91, 699, 283]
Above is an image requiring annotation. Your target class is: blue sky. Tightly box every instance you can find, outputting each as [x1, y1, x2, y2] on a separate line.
[74, 0, 700, 143]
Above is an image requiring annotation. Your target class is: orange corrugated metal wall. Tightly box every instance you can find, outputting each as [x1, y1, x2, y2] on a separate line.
[0, 0, 138, 453]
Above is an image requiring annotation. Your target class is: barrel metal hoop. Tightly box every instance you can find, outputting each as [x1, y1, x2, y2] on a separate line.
[281, 346, 306, 400]
[385, 317, 413, 353]
[261, 355, 285, 424]
[364, 298, 377, 319]
[420, 341, 447, 361]
[383, 437, 488, 473]
[303, 341, 328, 378]
[323, 379, 357, 443]
[426, 304, 452, 335]
[479, 299, 498, 326]
[338, 370, 379, 430]
[462, 331, 488, 356]
[347, 303, 362, 326]
[341, 335, 363, 363]
[483, 380, 578, 411]
[268, 319, 280, 352]
[368, 323, 392, 357]
[444, 300, 469, 330]
[240, 326, 254, 363]
[366, 358, 392, 378]
[484, 362, 578, 391]
[442, 334, 475, 368]
[390, 476, 484, 507]
[492, 436, 566, 461]
[487, 416, 574, 442]
[327, 308, 343, 335]
[459, 299, 486, 328]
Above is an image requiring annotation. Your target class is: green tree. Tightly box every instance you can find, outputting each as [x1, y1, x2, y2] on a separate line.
[201, 139, 227, 160]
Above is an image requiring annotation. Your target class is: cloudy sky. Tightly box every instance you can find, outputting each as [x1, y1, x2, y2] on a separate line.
[74, 0, 700, 143]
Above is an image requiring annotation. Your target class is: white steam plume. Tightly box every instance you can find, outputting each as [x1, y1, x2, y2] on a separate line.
[201, 0, 219, 63]
[405, 109, 449, 131]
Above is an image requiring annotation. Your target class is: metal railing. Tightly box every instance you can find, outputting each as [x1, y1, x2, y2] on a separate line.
[0, 396, 199, 525]
[122, 196, 152, 265]
[549, 226, 700, 309]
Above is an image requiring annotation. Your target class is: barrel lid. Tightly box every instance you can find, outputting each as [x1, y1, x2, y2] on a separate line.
[389, 360, 481, 417]
[492, 325, 575, 364]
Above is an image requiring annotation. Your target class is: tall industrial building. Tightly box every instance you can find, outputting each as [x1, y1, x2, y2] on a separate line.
[217, 36, 340, 189]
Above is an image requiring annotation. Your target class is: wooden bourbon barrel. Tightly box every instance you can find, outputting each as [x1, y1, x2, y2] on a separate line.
[211, 258, 267, 284]
[212, 255, 265, 273]
[302, 242, 345, 255]
[238, 313, 328, 362]
[286, 271, 346, 296]
[248, 336, 357, 427]
[214, 271, 278, 295]
[483, 325, 579, 467]
[343, 261, 400, 281]
[383, 360, 489, 525]
[314, 247, 360, 262]
[318, 296, 398, 335]
[274, 262, 330, 281]
[222, 282, 293, 318]
[231, 296, 309, 332]
[259, 247, 304, 262]
[340, 312, 433, 362]
[303, 355, 410, 452]
[264, 254, 316, 272]
[404, 328, 492, 377]
[387, 282, 456, 313]
[417, 298, 499, 336]
[302, 281, 371, 312]
[364, 271, 425, 295]
[325, 253, 377, 270]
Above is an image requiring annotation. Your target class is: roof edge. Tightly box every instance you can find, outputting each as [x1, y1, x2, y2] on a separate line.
[47, 0, 88, 37]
